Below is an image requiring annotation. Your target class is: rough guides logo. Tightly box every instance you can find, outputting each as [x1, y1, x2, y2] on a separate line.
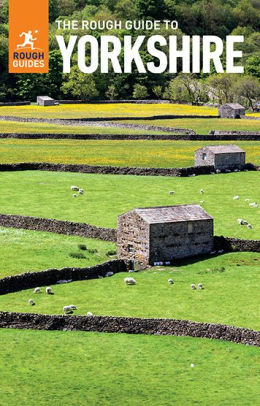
[9, 0, 49, 73]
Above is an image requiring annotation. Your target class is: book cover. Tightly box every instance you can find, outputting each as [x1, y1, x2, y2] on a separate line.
[0, 0, 259, 404]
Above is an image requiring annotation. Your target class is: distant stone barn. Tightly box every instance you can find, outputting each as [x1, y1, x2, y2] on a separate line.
[195, 145, 245, 170]
[37, 96, 58, 106]
[218, 103, 245, 119]
[117, 205, 214, 267]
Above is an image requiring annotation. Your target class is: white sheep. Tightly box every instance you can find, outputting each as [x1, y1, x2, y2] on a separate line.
[34, 287, 40, 294]
[237, 219, 248, 225]
[200, 189, 204, 195]
[124, 277, 136, 285]
[79, 189, 84, 195]
[71, 186, 79, 191]
[190, 284, 196, 290]
[216, 169, 221, 174]
[128, 269, 135, 273]
[247, 224, 253, 229]
[249, 202, 258, 208]
[69, 305, 77, 310]
[105, 271, 114, 277]
[46, 287, 53, 294]
[168, 279, 174, 284]
[28, 299, 35, 306]
[198, 283, 204, 290]
[200, 200, 205, 204]
[233, 195, 240, 200]
[87, 312, 93, 316]
[63, 305, 77, 314]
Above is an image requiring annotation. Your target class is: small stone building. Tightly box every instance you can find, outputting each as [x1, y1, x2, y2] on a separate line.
[117, 205, 214, 267]
[37, 96, 58, 107]
[218, 103, 245, 119]
[195, 145, 245, 170]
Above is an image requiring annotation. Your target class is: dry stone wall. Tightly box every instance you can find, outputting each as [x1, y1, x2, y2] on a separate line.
[0, 312, 258, 346]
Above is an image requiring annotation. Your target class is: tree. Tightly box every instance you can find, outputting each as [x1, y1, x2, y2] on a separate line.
[135, 0, 166, 18]
[0, 0, 8, 23]
[233, 75, 260, 109]
[132, 84, 148, 99]
[61, 66, 99, 99]
[245, 55, 260, 78]
[49, 0, 59, 22]
[152, 86, 163, 99]
[106, 84, 118, 100]
[207, 74, 236, 104]
[168, 74, 208, 104]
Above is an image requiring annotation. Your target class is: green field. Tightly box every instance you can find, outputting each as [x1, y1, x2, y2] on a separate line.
[0, 139, 259, 167]
[0, 103, 219, 119]
[118, 118, 260, 134]
[0, 253, 259, 330]
[0, 171, 258, 239]
[0, 329, 258, 406]
[0, 227, 116, 278]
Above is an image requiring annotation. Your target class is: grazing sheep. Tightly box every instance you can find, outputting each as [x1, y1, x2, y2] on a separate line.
[79, 189, 84, 195]
[87, 312, 93, 316]
[28, 299, 35, 306]
[198, 283, 204, 290]
[216, 169, 221, 174]
[233, 195, 240, 200]
[249, 202, 258, 208]
[200, 189, 204, 195]
[169, 191, 175, 195]
[124, 277, 136, 285]
[73, 194, 78, 198]
[237, 219, 248, 225]
[71, 186, 79, 191]
[63, 305, 77, 314]
[128, 269, 135, 273]
[247, 224, 253, 229]
[34, 287, 40, 294]
[45, 287, 53, 294]
[105, 271, 114, 277]
[168, 279, 174, 284]
[190, 284, 196, 290]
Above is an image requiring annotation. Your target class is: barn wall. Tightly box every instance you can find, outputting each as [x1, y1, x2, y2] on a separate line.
[194, 148, 215, 167]
[149, 220, 214, 263]
[214, 152, 245, 169]
[117, 212, 150, 266]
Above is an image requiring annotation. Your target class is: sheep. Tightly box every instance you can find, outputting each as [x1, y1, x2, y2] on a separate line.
[200, 189, 204, 195]
[28, 299, 35, 306]
[79, 189, 84, 195]
[169, 191, 175, 195]
[34, 287, 40, 294]
[105, 271, 114, 277]
[249, 202, 258, 208]
[73, 194, 78, 198]
[190, 284, 196, 290]
[124, 277, 136, 285]
[233, 195, 240, 200]
[237, 219, 248, 225]
[69, 305, 77, 310]
[216, 169, 221, 174]
[87, 312, 93, 316]
[247, 224, 253, 229]
[45, 286, 53, 294]
[198, 283, 204, 290]
[128, 269, 135, 273]
[200, 200, 205, 204]
[168, 279, 174, 284]
[71, 186, 79, 191]
[63, 305, 77, 314]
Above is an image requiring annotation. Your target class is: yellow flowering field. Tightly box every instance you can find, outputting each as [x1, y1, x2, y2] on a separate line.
[0, 103, 219, 119]
[0, 139, 258, 167]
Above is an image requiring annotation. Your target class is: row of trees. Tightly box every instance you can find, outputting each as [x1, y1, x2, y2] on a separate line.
[0, 0, 259, 102]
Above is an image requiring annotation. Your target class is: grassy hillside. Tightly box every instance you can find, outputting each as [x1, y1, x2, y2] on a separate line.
[0, 253, 259, 330]
[0, 227, 116, 278]
[0, 329, 259, 406]
[0, 171, 258, 239]
[0, 139, 259, 167]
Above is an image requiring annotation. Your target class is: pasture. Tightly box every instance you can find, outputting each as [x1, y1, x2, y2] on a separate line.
[0, 227, 116, 278]
[0, 252, 259, 330]
[0, 329, 259, 406]
[0, 139, 259, 167]
[0, 171, 258, 239]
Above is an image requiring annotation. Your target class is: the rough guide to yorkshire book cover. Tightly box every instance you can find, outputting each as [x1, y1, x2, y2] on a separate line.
[0, 0, 259, 405]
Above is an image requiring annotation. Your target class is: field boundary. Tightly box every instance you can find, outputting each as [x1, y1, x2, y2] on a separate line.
[1, 132, 260, 140]
[0, 213, 259, 250]
[0, 311, 258, 346]
[0, 260, 131, 295]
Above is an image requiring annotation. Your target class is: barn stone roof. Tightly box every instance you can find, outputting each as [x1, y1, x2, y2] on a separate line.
[120, 205, 213, 224]
[222, 103, 245, 110]
[37, 96, 54, 101]
[195, 145, 245, 154]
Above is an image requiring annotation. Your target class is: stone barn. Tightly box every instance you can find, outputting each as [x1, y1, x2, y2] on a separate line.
[218, 103, 245, 119]
[117, 205, 214, 267]
[194, 145, 245, 170]
[37, 96, 58, 107]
